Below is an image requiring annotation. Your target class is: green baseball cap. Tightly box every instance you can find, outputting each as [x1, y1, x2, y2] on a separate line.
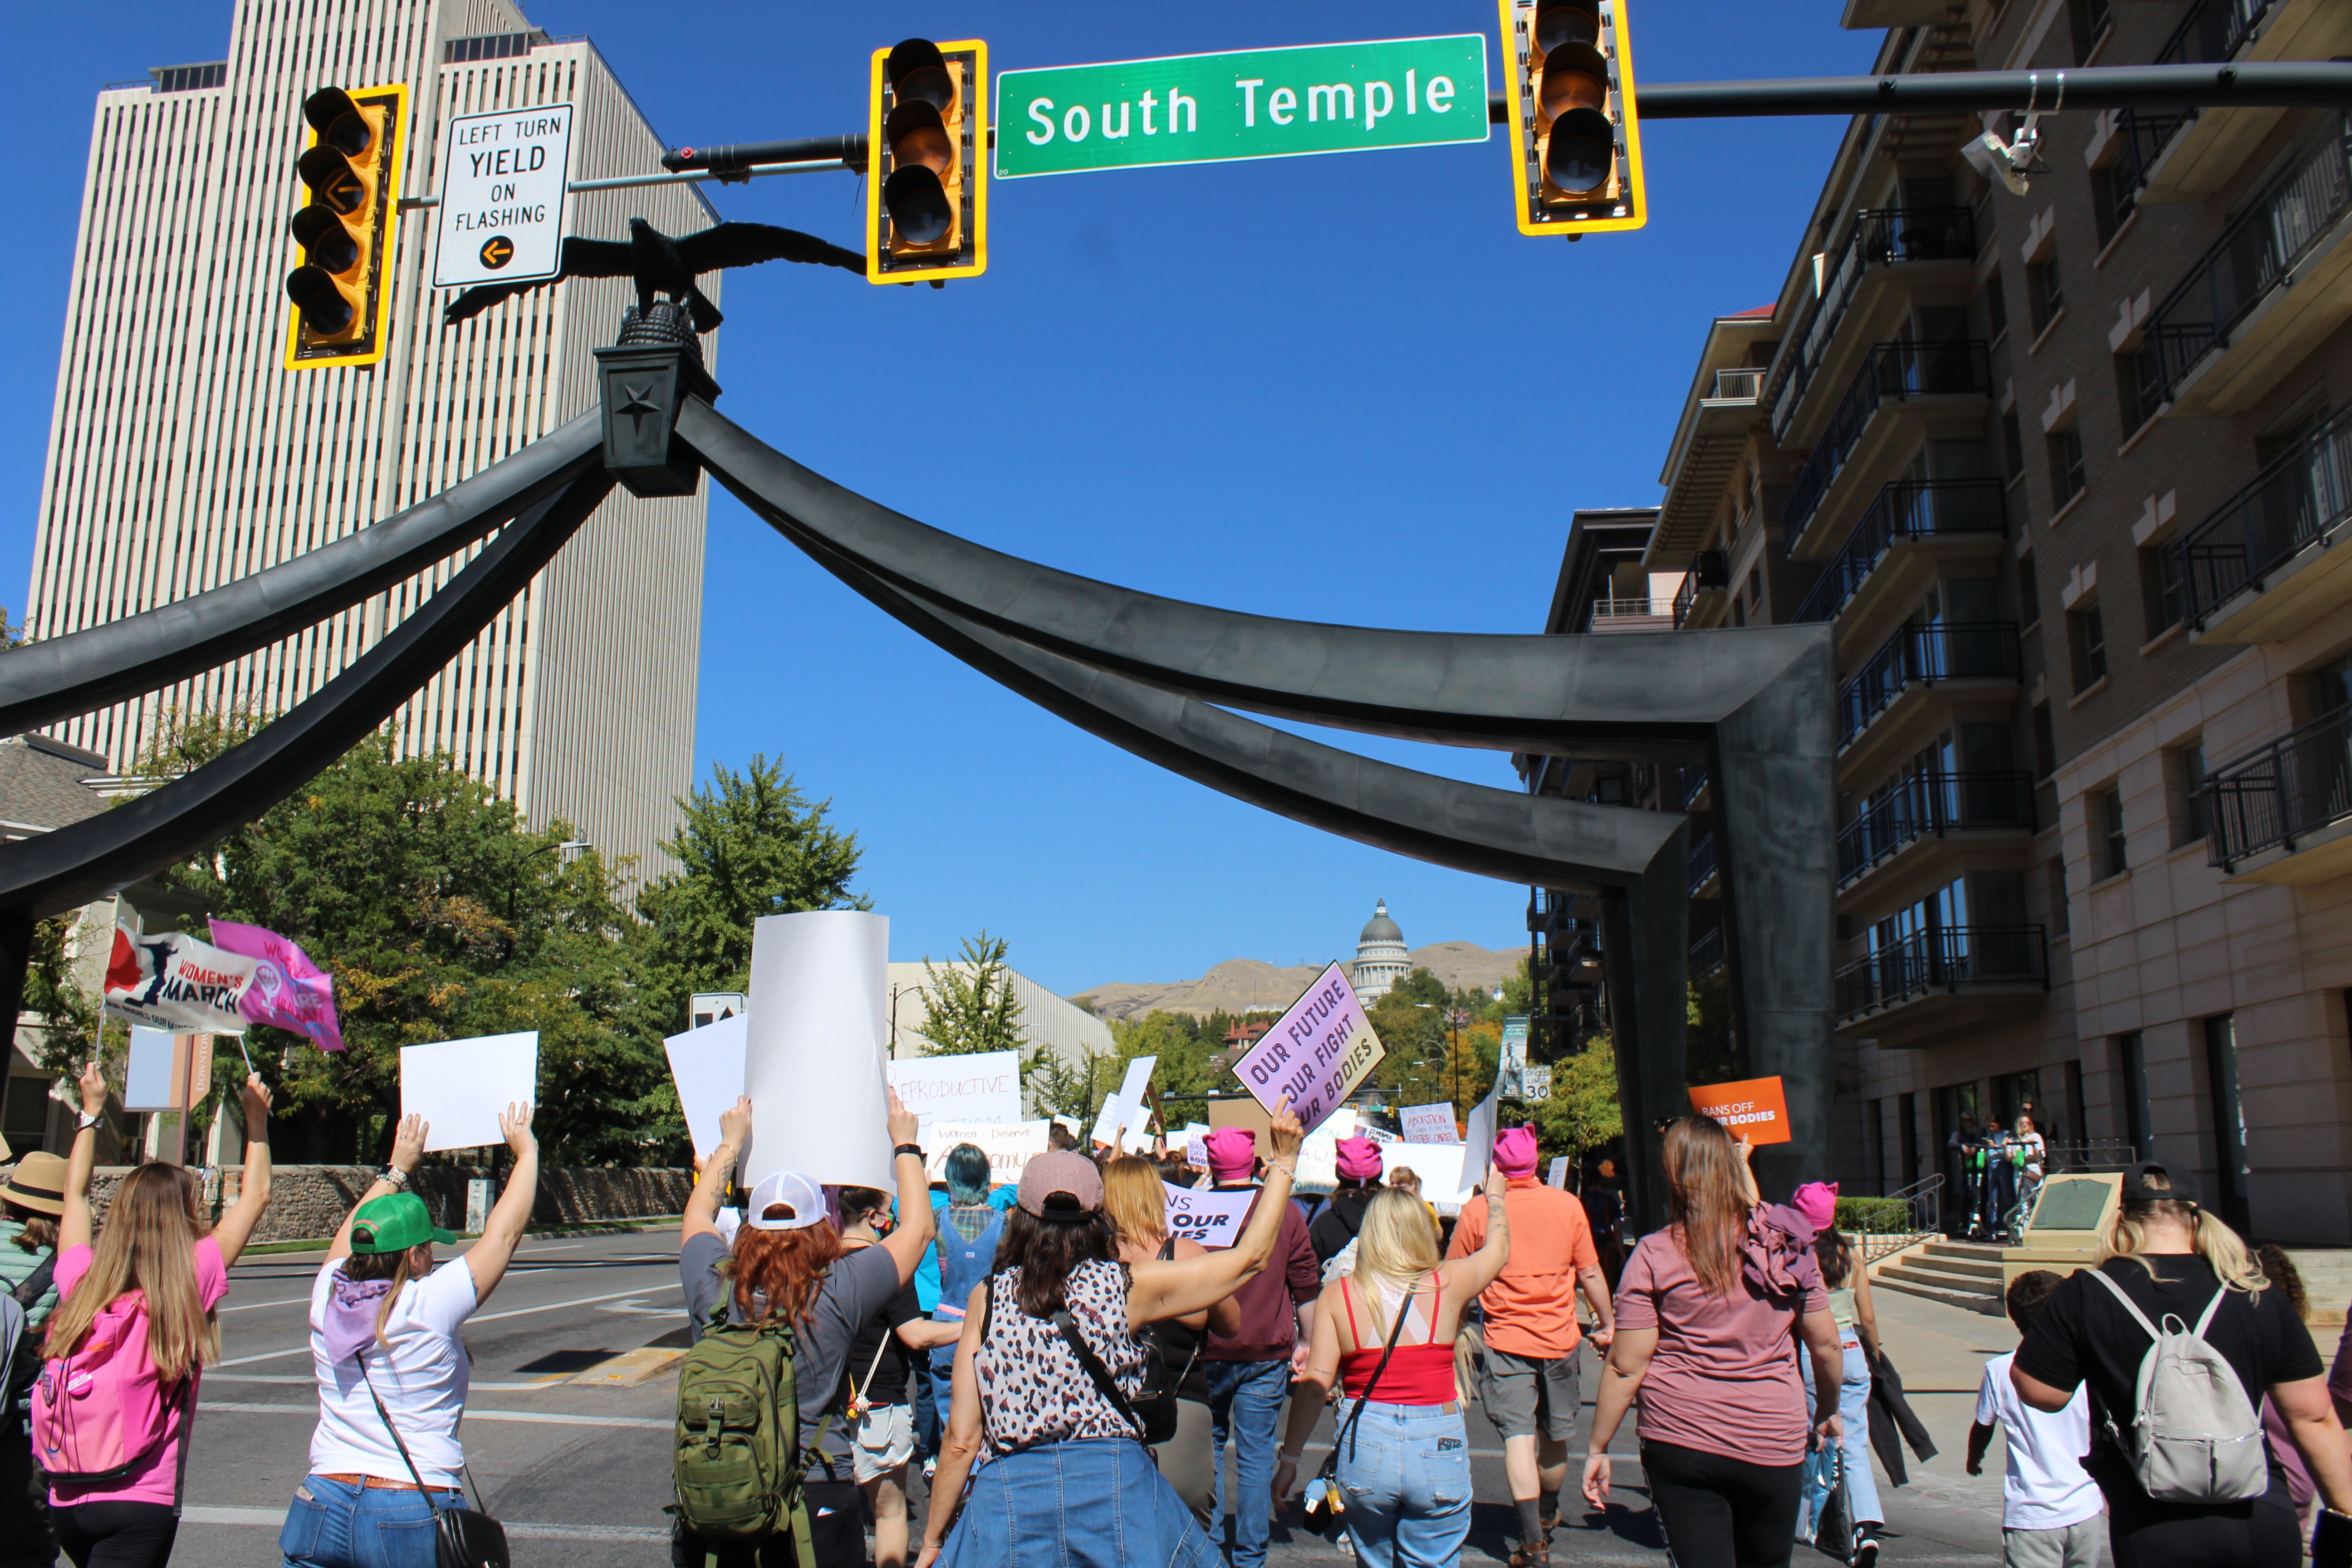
[349, 1191, 457, 1254]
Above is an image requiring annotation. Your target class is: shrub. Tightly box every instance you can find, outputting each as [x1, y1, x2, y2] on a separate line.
[1834, 1196, 1916, 1235]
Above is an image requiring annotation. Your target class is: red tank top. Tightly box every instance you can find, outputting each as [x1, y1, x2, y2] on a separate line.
[1338, 1273, 1458, 1404]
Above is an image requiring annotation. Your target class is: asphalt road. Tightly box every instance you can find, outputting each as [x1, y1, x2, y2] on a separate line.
[162, 1229, 2008, 1566]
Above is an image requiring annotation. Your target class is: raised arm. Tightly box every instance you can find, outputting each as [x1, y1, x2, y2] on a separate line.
[328, 1114, 426, 1262]
[1126, 1100, 1304, 1329]
[58, 1062, 106, 1252]
[464, 1103, 540, 1304]
[876, 1087, 936, 1288]
[209, 1074, 274, 1266]
[1442, 1166, 1511, 1308]
[683, 1098, 752, 1244]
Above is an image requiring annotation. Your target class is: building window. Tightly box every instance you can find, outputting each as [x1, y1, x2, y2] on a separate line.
[2029, 251, 2066, 336]
[2068, 602, 2107, 690]
[2114, 353, 2149, 438]
[2118, 1030, 2152, 1159]
[2002, 410, 2025, 482]
[1984, 269, 2008, 341]
[2097, 785, 2128, 877]
[2138, 544, 2182, 636]
[2091, 165, 2136, 248]
[2069, 0, 2114, 60]
[2203, 1014, 2249, 1232]
[2173, 740, 2210, 847]
[2017, 552, 2041, 628]
[2048, 425, 2086, 507]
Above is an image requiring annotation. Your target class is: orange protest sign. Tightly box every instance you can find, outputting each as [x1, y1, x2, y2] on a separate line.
[1686, 1076, 1791, 1144]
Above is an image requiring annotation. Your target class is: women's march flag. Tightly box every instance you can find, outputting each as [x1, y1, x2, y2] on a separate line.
[207, 918, 344, 1052]
[103, 911, 343, 1050]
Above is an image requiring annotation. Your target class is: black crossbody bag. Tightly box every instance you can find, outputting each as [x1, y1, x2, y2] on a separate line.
[362, 1361, 510, 1568]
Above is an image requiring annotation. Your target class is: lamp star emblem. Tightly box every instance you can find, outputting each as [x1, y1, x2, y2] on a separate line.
[615, 379, 664, 434]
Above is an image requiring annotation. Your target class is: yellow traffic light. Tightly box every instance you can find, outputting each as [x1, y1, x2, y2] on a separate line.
[284, 83, 407, 369]
[866, 38, 988, 284]
[1499, 0, 1646, 235]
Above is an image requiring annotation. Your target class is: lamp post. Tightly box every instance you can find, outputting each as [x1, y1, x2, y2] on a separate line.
[504, 838, 589, 960]
[1416, 1000, 1464, 1117]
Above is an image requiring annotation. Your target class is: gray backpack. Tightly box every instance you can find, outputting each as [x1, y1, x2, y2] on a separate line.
[2088, 1268, 2267, 1504]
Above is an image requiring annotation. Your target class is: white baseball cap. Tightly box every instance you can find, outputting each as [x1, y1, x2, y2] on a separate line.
[745, 1170, 828, 1231]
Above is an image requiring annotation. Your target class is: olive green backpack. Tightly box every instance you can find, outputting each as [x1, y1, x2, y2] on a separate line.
[671, 1303, 826, 1568]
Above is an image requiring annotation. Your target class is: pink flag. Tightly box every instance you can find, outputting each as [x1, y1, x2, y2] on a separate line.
[205, 919, 344, 1052]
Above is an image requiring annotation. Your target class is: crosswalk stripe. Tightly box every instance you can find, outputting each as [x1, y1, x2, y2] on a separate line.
[181, 1505, 667, 1541]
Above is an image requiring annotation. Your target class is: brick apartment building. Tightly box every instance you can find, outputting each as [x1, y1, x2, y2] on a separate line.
[1524, 0, 2352, 1242]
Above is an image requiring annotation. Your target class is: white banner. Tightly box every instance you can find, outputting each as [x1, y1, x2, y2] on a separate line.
[401, 1032, 539, 1152]
[1162, 1182, 1257, 1249]
[1399, 1102, 1457, 1143]
[889, 1051, 1023, 1134]
[745, 911, 891, 1191]
[663, 1014, 748, 1160]
[103, 911, 254, 1035]
[927, 1120, 1050, 1187]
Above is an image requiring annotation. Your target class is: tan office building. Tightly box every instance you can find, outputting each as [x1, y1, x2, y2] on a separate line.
[23, 1, 711, 878]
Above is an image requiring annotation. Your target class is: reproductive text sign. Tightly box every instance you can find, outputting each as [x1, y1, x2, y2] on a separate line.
[1686, 1075, 1792, 1144]
[1232, 963, 1384, 1134]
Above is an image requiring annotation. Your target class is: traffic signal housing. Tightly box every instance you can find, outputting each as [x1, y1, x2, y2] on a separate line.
[284, 83, 407, 369]
[1499, 0, 1646, 235]
[866, 38, 988, 284]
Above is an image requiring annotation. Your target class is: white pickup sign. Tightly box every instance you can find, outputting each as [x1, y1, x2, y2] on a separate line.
[433, 104, 574, 288]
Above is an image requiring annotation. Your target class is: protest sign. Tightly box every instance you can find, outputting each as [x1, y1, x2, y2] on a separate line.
[1400, 1102, 1457, 1143]
[1291, 1109, 1361, 1193]
[1687, 1075, 1791, 1144]
[662, 1013, 748, 1159]
[889, 1051, 1023, 1133]
[1181, 1122, 1210, 1166]
[1461, 1089, 1499, 1190]
[1089, 1055, 1158, 1152]
[1548, 1156, 1569, 1189]
[744, 911, 891, 1191]
[1232, 963, 1383, 1133]
[1380, 1141, 1469, 1215]
[206, 919, 343, 1051]
[1162, 1183, 1257, 1249]
[926, 1120, 1050, 1186]
[401, 1032, 538, 1151]
[122, 1027, 181, 1110]
[1361, 1124, 1396, 1143]
[104, 911, 256, 1035]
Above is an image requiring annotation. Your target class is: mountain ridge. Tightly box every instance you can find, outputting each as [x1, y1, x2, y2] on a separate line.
[1073, 940, 1530, 1021]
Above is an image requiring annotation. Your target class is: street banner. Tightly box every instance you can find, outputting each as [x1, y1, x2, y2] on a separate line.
[400, 1031, 538, 1152]
[745, 911, 892, 1191]
[888, 1051, 1023, 1135]
[1162, 1183, 1257, 1249]
[1548, 1156, 1569, 1189]
[995, 35, 1489, 180]
[926, 1120, 1051, 1186]
[1687, 1075, 1792, 1144]
[103, 911, 255, 1035]
[1379, 1141, 1468, 1216]
[1089, 1054, 1158, 1152]
[1233, 963, 1384, 1134]
[431, 103, 574, 288]
[1496, 1016, 1529, 1097]
[1400, 1102, 1456, 1143]
[208, 918, 344, 1052]
[663, 1013, 748, 1159]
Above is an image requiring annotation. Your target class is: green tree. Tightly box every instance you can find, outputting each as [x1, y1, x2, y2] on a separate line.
[635, 755, 865, 1035]
[920, 931, 1024, 1056]
[1529, 1033, 1623, 1158]
[20, 908, 105, 1076]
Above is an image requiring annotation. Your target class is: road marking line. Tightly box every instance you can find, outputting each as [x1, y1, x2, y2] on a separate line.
[202, 1401, 669, 1429]
[181, 1505, 668, 1541]
[218, 1284, 680, 1365]
[206, 1373, 568, 1391]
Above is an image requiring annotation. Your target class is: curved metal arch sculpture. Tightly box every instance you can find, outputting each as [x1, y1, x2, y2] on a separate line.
[0, 338, 1832, 1223]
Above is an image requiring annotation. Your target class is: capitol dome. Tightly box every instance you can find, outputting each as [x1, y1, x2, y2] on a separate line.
[1352, 898, 1410, 1004]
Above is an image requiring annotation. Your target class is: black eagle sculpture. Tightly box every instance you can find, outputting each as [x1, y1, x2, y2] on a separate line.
[441, 217, 865, 330]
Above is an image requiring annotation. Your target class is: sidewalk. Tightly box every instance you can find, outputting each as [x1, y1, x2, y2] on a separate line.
[1861, 1284, 2019, 1562]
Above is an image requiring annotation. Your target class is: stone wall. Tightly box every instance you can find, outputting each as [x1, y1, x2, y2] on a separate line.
[51, 1165, 691, 1245]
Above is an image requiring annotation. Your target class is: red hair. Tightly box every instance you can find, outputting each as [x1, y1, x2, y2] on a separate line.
[725, 1221, 845, 1329]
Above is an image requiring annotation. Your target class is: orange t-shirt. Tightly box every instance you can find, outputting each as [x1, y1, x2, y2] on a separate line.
[1445, 1178, 1599, 1358]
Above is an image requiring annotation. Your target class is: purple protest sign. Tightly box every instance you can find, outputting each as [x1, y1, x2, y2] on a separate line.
[206, 919, 345, 1052]
[1231, 962, 1386, 1135]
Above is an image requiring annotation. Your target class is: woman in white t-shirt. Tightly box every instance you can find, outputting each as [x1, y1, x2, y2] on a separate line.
[279, 1105, 540, 1568]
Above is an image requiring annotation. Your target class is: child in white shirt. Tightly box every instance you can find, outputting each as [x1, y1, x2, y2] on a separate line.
[1968, 1269, 2104, 1567]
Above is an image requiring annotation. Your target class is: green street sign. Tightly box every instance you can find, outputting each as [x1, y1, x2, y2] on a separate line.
[994, 35, 1490, 180]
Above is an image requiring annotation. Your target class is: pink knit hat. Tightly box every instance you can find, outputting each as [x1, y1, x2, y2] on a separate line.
[1203, 1127, 1259, 1184]
[1493, 1126, 1540, 1179]
[1792, 1181, 1839, 1233]
[1334, 1137, 1383, 1181]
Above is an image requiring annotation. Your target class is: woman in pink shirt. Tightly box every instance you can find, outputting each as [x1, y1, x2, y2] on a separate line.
[1579, 1117, 1845, 1568]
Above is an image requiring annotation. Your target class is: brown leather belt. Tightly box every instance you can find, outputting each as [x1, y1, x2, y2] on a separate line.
[316, 1472, 460, 1494]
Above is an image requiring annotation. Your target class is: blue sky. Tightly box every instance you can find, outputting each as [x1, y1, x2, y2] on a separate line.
[0, 3, 1879, 997]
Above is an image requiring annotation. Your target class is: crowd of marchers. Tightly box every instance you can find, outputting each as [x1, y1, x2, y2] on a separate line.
[0, 1072, 2344, 1568]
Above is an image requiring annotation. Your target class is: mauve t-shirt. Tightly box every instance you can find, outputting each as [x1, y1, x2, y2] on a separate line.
[1612, 1226, 1827, 1467]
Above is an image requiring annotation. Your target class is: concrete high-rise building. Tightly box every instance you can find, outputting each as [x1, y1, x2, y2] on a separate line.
[23, 1, 711, 880]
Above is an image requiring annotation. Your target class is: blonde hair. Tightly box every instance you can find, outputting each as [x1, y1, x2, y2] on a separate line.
[1662, 1115, 1750, 1298]
[43, 1164, 220, 1381]
[2098, 1185, 2267, 1296]
[1100, 1156, 1168, 1249]
[1346, 1188, 1442, 1338]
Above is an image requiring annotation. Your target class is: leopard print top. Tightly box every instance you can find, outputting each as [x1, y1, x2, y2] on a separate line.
[973, 1259, 1148, 1461]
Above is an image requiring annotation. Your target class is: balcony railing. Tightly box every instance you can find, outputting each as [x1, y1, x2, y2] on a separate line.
[2170, 405, 2352, 628]
[1711, 368, 1763, 402]
[1835, 925, 2049, 1020]
[1765, 206, 1979, 441]
[1671, 550, 1729, 628]
[2156, 0, 2275, 68]
[1782, 340, 1993, 549]
[1838, 771, 2036, 882]
[1585, 597, 1676, 632]
[1793, 479, 2009, 625]
[1838, 622, 2022, 748]
[2134, 117, 2352, 421]
[1677, 765, 1710, 809]
[2205, 706, 2352, 869]
[1690, 926, 1725, 975]
[1688, 831, 1717, 896]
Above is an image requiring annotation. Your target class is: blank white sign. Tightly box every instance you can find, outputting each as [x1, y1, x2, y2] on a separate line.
[401, 1032, 538, 1152]
[663, 1014, 749, 1160]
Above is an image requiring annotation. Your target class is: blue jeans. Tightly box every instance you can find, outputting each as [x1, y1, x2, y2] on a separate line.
[1334, 1403, 1472, 1568]
[937, 1437, 1214, 1568]
[1205, 1359, 1289, 1568]
[280, 1475, 463, 1568]
[1799, 1338, 1884, 1534]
